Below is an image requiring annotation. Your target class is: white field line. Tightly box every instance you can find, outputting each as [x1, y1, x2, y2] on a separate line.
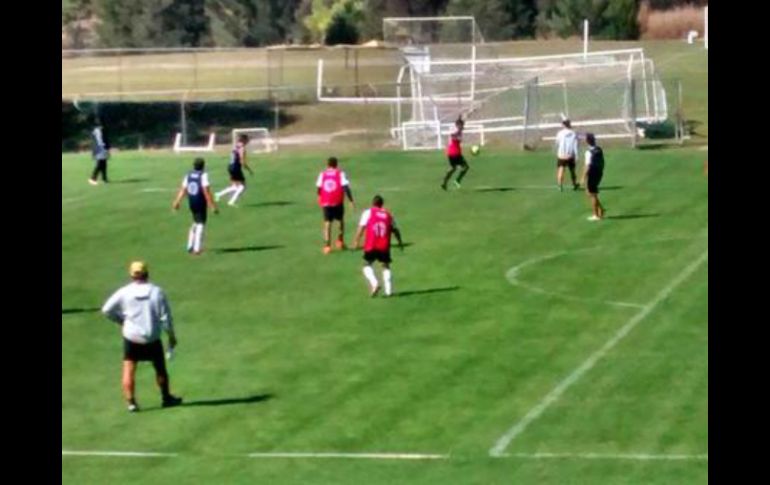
[503, 452, 708, 462]
[247, 452, 448, 460]
[62, 450, 178, 457]
[490, 250, 708, 457]
[138, 188, 175, 193]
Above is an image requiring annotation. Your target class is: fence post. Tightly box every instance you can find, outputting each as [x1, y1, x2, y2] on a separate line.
[630, 79, 637, 149]
[677, 79, 684, 145]
[180, 93, 188, 146]
[273, 96, 280, 152]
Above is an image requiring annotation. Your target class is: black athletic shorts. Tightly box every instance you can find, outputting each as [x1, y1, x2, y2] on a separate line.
[448, 155, 468, 168]
[587, 170, 603, 194]
[363, 250, 392, 264]
[228, 165, 246, 182]
[557, 157, 576, 169]
[123, 338, 166, 369]
[191, 209, 207, 224]
[322, 204, 344, 222]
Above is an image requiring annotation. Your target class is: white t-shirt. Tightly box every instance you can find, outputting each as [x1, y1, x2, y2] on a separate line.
[182, 172, 210, 188]
[584, 149, 593, 167]
[102, 281, 174, 344]
[316, 170, 349, 187]
[555, 128, 578, 160]
[358, 208, 398, 228]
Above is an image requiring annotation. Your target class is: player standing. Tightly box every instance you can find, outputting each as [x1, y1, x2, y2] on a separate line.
[441, 118, 470, 190]
[172, 158, 219, 254]
[580, 133, 606, 221]
[555, 119, 580, 191]
[316, 157, 355, 254]
[353, 195, 404, 297]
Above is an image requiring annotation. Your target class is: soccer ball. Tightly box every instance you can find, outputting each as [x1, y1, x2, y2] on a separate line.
[470, 145, 481, 155]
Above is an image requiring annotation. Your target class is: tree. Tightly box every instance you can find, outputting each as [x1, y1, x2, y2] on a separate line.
[537, 0, 639, 40]
[303, 0, 364, 44]
[206, 0, 300, 46]
[94, 0, 211, 47]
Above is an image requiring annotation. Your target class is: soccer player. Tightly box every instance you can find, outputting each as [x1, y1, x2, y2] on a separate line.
[101, 261, 182, 412]
[316, 157, 355, 254]
[88, 121, 110, 185]
[172, 158, 219, 255]
[441, 118, 470, 190]
[580, 133, 606, 221]
[555, 119, 580, 191]
[215, 134, 253, 206]
[353, 195, 404, 297]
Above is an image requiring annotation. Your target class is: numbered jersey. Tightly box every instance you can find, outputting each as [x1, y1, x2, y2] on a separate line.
[183, 170, 209, 212]
[316, 168, 349, 207]
[360, 207, 395, 252]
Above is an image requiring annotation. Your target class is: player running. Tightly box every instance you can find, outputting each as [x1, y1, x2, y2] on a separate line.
[216, 134, 253, 206]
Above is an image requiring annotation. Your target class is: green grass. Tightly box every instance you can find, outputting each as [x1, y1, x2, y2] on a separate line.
[62, 146, 707, 484]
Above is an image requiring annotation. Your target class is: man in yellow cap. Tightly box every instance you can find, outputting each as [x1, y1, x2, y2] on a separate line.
[101, 261, 182, 412]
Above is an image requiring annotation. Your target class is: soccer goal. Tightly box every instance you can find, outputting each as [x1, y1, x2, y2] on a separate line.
[231, 128, 277, 153]
[172, 132, 216, 153]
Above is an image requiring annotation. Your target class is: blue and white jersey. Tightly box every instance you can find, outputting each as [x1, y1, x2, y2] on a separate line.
[182, 170, 210, 212]
[91, 127, 110, 160]
[229, 145, 243, 169]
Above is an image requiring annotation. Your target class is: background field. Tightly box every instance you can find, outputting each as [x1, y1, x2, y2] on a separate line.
[62, 145, 708, 484]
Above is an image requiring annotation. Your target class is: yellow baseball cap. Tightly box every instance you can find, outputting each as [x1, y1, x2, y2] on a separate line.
[129, 261, 148, 277]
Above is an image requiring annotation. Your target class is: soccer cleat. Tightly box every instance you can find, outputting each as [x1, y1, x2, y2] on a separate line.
[322, 245, 332, 255]
[573, 183, 580, 191]
[453, 180, 462, 189]
[370, 285, 380, 297]
[587, 215, 601, 221]
[440, 183, 448, 191]
[335, 239, 346, 250]
[127, 401, 139, 413]
[88, 179, 99, 186]
[162, 395, 183, 408]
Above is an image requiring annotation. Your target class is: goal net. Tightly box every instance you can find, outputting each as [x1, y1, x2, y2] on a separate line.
[231, 128, 276, 153]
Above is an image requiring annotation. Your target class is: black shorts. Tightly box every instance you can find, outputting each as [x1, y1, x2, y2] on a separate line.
[228, 165, 246, 182]
[191, 209, 207, 224]
[364, 250, 392, 264]
[587, 171, 603, 194]
[322, 204, 344, 222]
[557, 157, 576, 169]
[448, 155, 468, 168]
[123, 338, 166, 369]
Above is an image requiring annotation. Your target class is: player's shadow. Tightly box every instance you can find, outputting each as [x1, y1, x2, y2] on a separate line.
[605, 213, 661, 220]
[182, 393, 274, 408]
[111, 178, 150, 184]
[245, 201, 295, 208]
[600, 186, 623, 190]
[475, 187, 515, 192]
[62, 307, 101, 315]
[142, 393, 274, 412]
[390, 286, 460, 298]
[212, 245, 284, 254]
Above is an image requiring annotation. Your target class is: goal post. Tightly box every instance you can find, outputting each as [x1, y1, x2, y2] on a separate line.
[231, 127, 277, 153]
[173, 132, 215, 153]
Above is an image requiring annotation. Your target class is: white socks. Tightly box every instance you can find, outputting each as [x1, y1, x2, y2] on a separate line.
[363, 266, 393, 296]
[216, 186, 236, 199]
[229, 185, 245, 205]
[188, 223, 204, 253]
[383, 269, 392, 296]
[363, 266, 378, 291]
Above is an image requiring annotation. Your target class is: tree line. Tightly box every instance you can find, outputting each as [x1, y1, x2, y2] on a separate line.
[62, 0, 708, 48]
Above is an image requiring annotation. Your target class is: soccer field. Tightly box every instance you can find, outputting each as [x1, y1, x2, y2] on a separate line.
[62, 146, 708, 484]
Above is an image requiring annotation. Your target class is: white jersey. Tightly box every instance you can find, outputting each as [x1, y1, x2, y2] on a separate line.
[358, 208, 398, 228]
[102, 281, 174, 344]
[315, 170, 350, 187]
[555, 128, 579, 160]
[182, 172, 210, 188]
